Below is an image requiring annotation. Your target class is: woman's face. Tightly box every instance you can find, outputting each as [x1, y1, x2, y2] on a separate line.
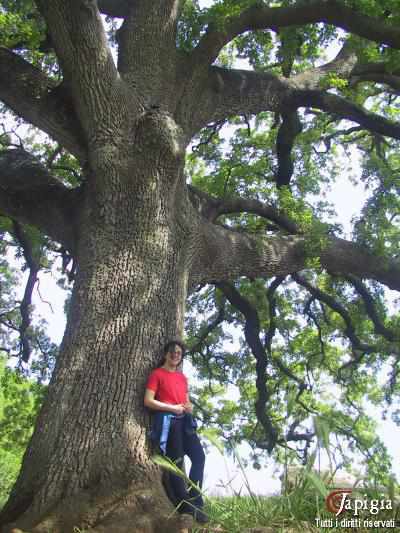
[165, 345, 183, 367]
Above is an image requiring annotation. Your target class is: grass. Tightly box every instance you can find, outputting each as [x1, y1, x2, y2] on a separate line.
[194, 488, 399, 533]
[153, 452, 399, 532]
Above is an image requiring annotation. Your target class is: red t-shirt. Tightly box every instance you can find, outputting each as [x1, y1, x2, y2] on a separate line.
[146, 367, 188, 405]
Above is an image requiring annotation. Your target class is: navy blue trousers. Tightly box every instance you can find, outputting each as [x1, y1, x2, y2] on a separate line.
[166, 417, 205, 512]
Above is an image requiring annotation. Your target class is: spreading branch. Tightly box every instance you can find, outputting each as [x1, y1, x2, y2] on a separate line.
[216, 280, 278, 451]
[190, 218, 400, 293]
[0, 47, 85, 160]
[190, 64, 400, 143]
[0, 149, 81, 252]
[188, 185, 298, 233]
[35, 0, 124, 138]
[216, 280, 311, 451]
[292, 273, 399, 356]
[350, 62, 400, 94]
[344, 275, 399, 343]
[192, 0, 400, 67]
[290, 89, 400, 140]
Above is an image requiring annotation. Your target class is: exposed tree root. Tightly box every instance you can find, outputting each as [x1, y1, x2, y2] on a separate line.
[1, 483, 194, 533]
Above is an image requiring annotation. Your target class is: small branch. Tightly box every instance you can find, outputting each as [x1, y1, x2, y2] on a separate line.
[265, 276, 286, 353]
[345, 275, 399, 343]
[36, 279, 54, 314]
[216, 280, 278, 452]
[187, 301, 226, 355]
[191, 121, 225, 153]
[188, 185, 299, 232]
[304, 297, 326, 362]
[318, 126, 365, 153]
[12, 221, 41, 363]
[292, 273, 388, 356]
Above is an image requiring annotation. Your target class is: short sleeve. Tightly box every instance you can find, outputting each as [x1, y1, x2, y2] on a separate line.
[146, 370, 159, 393]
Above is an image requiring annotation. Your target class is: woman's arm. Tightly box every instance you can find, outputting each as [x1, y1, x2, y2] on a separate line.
[184, 391, 193, 414]
[144, 388, 185, 415]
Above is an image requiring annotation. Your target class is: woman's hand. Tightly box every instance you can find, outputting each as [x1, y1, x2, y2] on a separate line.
[183, 401, 193, 414]
[171, 404, 185, 415]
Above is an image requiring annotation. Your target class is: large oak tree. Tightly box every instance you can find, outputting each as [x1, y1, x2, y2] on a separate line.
[0, 0, 399, 531]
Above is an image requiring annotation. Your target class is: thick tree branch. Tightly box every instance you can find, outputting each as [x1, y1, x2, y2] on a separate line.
[98, 0, 185, 19]
[0, 149, 81, 252]
[290, 89, 400, 140]
[35, 0, 126, 138]
[117, 0, 180, 94]
[192, 0, 400, 67]
[275, 110, 302, 188]
[97, 0, 130, 17]
[189, 221, 400, 293]
[351, 72, 400, 94]
[319, 238, 400, 292]
[0, 47, 85, 160]
[351, 62, 400, 94]
[188, 185, 298, 233]
[188, 67, 287, 134]
[290, 40, 358, 90]
[189, 61, 400, 144]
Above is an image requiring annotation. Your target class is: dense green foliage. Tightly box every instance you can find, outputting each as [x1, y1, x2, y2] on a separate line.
[0, 355, 45, 505]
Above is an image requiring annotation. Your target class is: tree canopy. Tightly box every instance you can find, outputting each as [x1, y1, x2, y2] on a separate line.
[1, 0, 400, 505]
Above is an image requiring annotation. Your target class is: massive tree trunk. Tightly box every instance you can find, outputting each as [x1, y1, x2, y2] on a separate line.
[0, 138, 195, 532]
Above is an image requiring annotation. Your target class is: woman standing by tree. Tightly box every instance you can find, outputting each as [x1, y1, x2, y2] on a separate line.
[144, 340, 208, 524]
